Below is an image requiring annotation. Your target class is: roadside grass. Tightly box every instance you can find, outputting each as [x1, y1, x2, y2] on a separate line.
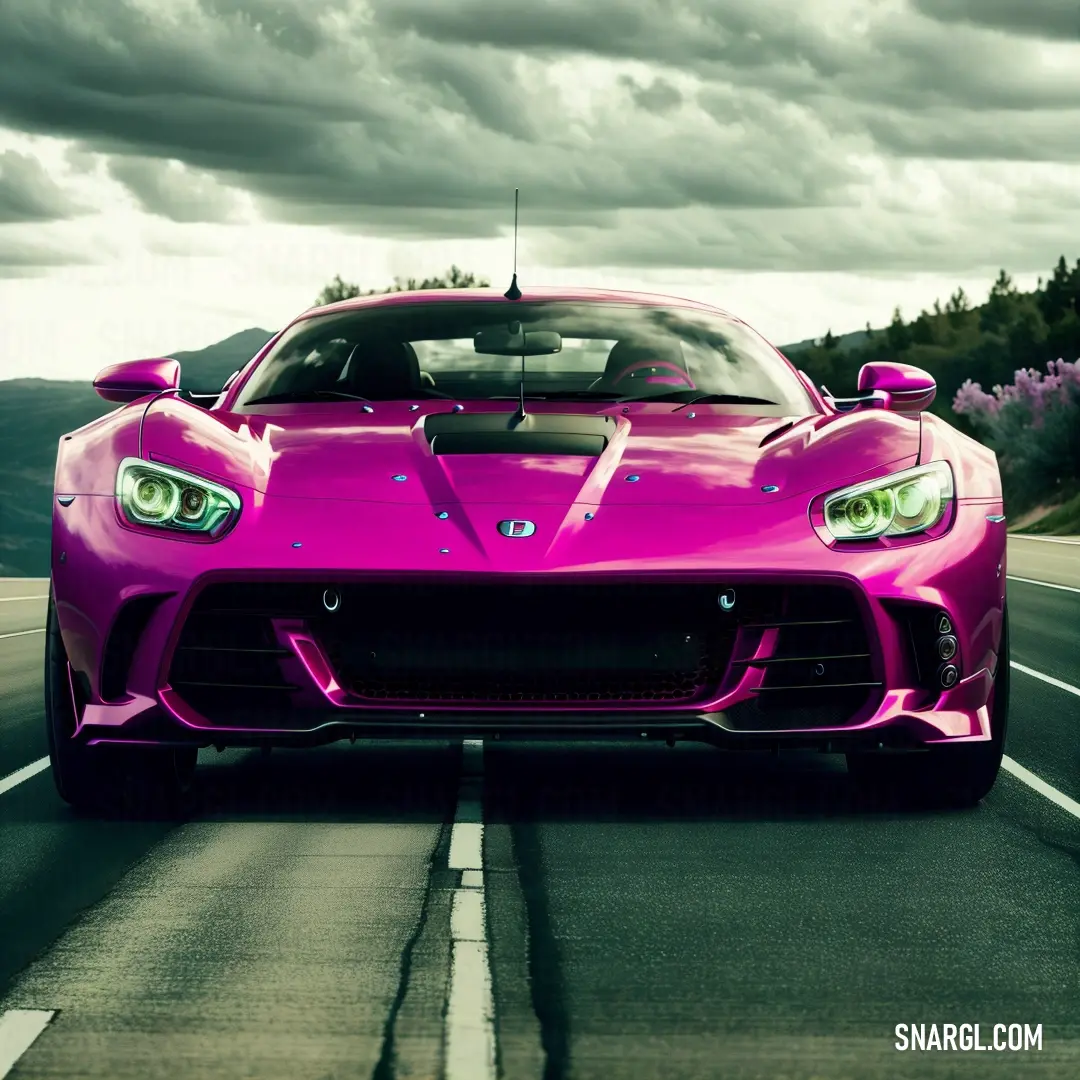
[1014, 491, 1080, 535]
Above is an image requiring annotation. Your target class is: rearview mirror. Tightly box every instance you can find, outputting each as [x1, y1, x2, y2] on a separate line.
[474, 325, 562, 356]
[855, 362, 936, 413]
[93, 358, 181, 403]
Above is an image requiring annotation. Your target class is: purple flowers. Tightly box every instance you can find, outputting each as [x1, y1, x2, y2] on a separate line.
[953, 359, 1080, 427]
[953, 359, 1080, 504]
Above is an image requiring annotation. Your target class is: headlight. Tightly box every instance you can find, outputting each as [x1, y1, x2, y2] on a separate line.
[116, 458, 241, 536]
[823, 461, 953, 541]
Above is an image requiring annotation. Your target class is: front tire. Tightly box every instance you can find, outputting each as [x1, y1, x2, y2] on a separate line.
[847, 603, 1010, 808]
[45, 585, 197, 816]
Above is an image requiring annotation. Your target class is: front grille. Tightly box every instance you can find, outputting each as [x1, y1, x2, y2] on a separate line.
[166, 579, 879, 721]
[316, 582, 734, 704]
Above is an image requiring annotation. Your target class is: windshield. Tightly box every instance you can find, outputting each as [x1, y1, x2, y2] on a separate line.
[234, 301, 814, 414]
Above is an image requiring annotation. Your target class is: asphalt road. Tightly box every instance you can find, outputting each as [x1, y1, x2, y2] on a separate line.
[1, 539, 1079, 1079]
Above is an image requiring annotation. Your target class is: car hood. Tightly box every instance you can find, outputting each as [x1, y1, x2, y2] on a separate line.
[142, 401, 920, 507]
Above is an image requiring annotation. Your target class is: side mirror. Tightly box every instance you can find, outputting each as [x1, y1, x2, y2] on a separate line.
[93, 358, 181, 403]
[221, 369, 241, 392]
[856, 361, 936, 413]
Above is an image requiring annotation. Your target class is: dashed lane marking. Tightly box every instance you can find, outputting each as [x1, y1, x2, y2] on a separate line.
[0, 1010, 56, 1078]
[444, 739, 496, 1080]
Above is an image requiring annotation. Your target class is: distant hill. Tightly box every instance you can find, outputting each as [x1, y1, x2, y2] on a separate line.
[779, 328, 872, 355]
[168, 327, 277, 393]
[0, 329, 274, 576]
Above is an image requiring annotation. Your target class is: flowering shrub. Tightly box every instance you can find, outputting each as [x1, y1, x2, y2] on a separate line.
[953, 359, 1080, 507]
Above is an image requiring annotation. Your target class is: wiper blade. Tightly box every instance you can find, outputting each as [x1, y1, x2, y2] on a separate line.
[670, 393, 776, 411]
[488, 390, 623, 401]
[244, 389, 374, 405]
[614, 391, 779, 410]
[244, 388, 451, 405]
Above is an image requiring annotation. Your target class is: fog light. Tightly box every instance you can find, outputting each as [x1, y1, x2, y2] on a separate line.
[322, 588, 341, 612]
[937, 634, 957, 660]
[939, 663, 958, 688]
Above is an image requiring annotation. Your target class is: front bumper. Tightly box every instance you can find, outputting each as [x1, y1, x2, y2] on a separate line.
[51, 492, 1007, 750]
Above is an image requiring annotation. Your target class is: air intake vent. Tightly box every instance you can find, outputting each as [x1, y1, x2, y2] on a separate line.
[726, 585, 881, 726]
[168, 594, 297, 720]
[101, 593, 171, 701]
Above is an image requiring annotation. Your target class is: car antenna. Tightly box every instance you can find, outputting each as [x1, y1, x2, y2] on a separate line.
[505, 188, 529, 422]
[504, 187, 522, 300]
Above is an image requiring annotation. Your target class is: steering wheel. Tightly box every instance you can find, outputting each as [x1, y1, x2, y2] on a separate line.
[611, 359, 695, 390]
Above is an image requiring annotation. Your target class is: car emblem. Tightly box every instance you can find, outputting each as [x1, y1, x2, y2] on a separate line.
[497, 519, 536, 537]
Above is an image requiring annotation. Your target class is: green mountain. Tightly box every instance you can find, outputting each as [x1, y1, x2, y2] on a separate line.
[780, 328, 872, 355]
[0, 329, 274, 577]
[167, 327, 278, 393]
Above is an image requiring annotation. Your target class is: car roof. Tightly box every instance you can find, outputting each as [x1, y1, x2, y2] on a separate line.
[291, 286, 741, 327]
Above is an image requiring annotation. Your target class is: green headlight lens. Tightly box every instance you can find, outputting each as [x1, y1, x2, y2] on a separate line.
[117, 460, 240, 535]
[823, 462, 952, 541]
[130, 475, 179, 521]
[842, 490, 894, 533]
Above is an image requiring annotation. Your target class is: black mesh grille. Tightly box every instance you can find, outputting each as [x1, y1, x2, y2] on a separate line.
[316, 581, 734, 704]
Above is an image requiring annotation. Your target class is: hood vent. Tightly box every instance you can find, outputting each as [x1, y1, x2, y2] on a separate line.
[424, 411, 615, 457]
[758, 419, 796, 447]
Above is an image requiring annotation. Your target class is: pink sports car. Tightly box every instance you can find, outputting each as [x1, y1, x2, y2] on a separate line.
[46, 286, 1009, 813]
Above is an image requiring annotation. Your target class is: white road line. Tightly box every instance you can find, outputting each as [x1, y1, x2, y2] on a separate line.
[448, 739, 485, 871]
[444, 739, 496, 1080]
[1001, 757, 1080, 821]
[0, 757, 50, 797]
[1007, 575, 1080, 595]
[451, 888, 487, 942]
[0, 1010, 55, 1078]
[449, 819, 483, 870]
[1008, 535, 1080, 545]
[0, 595, 47, 603]
[1011, 661, 1080, 699]
[0, 629, 45, 641]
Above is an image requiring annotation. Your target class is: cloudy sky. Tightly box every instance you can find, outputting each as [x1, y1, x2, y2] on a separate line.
[1, 0, 1078, 381]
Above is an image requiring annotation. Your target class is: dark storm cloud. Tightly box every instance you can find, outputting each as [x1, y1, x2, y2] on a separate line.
[107, 156, 242, 222]
[374, 0, 1080, 117]
[911, 0, 1080, 41]
[391, 40, 542, 141]
[195, 0, 328, 57]
[0, 236, 96, 276]
[533, 205, 1072, 276]
[0, 0, 1078, 272]
[368, 0, 834, 73]
[0, 150, 86, 223]
[618, 75, 683, 115]
[860, 107, 1080, 163]
[0, 0, 860, 237]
